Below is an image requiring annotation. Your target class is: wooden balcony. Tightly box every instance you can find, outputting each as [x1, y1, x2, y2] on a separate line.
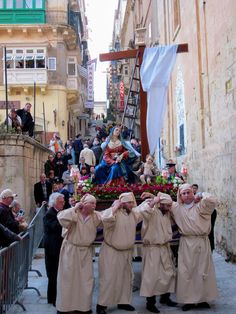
[4, 68, 47, 86]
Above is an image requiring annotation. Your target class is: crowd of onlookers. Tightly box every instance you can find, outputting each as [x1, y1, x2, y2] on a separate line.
[0, 189, 28, 248]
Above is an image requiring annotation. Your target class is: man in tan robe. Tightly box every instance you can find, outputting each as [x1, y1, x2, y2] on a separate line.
[140, 192, 177, 313]
[56, 194, 101, 314]
[96, 192, 159, 314]
[171, 183, 218, 311]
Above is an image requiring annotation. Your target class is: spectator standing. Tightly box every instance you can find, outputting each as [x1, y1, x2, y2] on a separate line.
[91, 138, 103, 165]
[5, 108, 22, 133]
[49, 133, 63, 154]
[80, 143, 96, 167]
[34, 173, 52, 207]
[62, 160, 74, 195]
[9, 200, 28, 232]
[56, 179, 70, 209]
[78, 156, 90, 174]
[54, 152, 65, 179]
[165, 159, 184, 183]
[16, 103, 34, 137]
[0, 189, 20, 234]
[47, 170, 56, 184]
[43, 193, 64, 306]
[73, 134, 83, 165]
[44, 154, 55, 177]
[60, 148, 71, 170]
[68, 195, 76, 207]
[65, 139, 75, 164]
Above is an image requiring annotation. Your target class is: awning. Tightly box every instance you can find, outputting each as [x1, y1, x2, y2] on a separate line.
[78, 64, 87, 79]
[78, 113, 89, 120]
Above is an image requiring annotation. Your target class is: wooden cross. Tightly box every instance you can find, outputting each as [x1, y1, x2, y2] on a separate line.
[99, 43, 188, 160]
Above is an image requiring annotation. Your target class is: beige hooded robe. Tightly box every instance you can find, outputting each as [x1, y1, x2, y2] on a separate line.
[140, 204, 176, 296]
[56, 206, 101, 312]
[171, 190, 218, 303]
[98, 195, 152, 306]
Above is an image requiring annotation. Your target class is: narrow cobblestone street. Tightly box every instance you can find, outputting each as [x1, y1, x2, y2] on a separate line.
[8, 249, 236, 314]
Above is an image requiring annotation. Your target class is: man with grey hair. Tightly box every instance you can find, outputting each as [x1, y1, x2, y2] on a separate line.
[43, 192, 64, 306]
[80, 143, 96, 167]
[0, 188, 20, 234]
[9, 200, 28, 232]
[34, 173, 52, 207]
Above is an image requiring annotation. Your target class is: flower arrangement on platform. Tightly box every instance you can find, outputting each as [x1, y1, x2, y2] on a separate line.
[77, 181, 177, 201]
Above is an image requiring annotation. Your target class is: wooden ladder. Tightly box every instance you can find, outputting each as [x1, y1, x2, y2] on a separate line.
[121, 51, 141, 139]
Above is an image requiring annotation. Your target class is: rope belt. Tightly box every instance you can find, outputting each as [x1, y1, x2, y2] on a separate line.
[181, 235, 208, 239]
[65, 239, 92, 248]
[104, 241, 133, 252]
[143, 243, 169, 247]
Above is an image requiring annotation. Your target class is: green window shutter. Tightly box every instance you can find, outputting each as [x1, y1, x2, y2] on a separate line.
[0, 0, 45, 23]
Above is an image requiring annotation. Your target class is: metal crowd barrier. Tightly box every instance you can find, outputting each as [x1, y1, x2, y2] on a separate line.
[0, 203, 47, 313]
[0, 233, 29, 314]
[27, 203, 47, 276]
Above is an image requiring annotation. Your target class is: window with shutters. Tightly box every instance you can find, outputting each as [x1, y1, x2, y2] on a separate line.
[48, 57, 56, 71]
[67, 57, 77, 76]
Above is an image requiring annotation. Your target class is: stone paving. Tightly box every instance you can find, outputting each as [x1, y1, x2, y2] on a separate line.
[8, 249, 236, 314]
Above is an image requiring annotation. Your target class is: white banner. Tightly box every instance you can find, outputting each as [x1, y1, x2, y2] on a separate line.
[87, 59, 97, 106]
[85, 101, 94, 109]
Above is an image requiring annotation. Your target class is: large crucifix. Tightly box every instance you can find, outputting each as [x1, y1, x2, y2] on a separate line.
[99, 44, 188, 160]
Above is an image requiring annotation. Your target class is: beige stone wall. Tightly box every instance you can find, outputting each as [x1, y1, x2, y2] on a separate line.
[46, 0, 68, 24]
[0, 134, 51, 221]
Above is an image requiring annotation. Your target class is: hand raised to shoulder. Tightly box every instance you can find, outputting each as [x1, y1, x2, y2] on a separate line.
[111, 200, 122, 214]
[141, 192, 155, 199]
[145, 195, 160, 208]
[74, 202, 83, 212]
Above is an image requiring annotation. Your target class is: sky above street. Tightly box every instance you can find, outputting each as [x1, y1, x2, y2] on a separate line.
[85, 0, 118, 101]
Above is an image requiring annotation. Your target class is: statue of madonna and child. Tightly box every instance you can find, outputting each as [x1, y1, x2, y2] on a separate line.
[94, 126, 141, 185]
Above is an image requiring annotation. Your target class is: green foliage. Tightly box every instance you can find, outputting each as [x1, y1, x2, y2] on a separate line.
[0, 124, 17, 134]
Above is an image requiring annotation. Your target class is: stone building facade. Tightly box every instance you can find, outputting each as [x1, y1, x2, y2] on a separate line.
[0, 134, 51, 220]
[114, 0, 236, 259]
[0, 0, 90, 143]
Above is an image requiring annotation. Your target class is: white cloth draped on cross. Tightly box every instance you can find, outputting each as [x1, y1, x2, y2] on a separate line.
[140, 45, 178, 155]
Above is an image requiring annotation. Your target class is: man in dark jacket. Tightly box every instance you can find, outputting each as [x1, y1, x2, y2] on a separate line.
[16, 103, 34, 137]
[56, 178, 70, 209]
[0, 189, 20, 234]
[0, 223, 21, 248]
[73, 134, 83, 165]
[34, 173, 52, 207]
[91, 138, 103, 165]
[43, 192, 64, 306]
[78, 156, 90, 174]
